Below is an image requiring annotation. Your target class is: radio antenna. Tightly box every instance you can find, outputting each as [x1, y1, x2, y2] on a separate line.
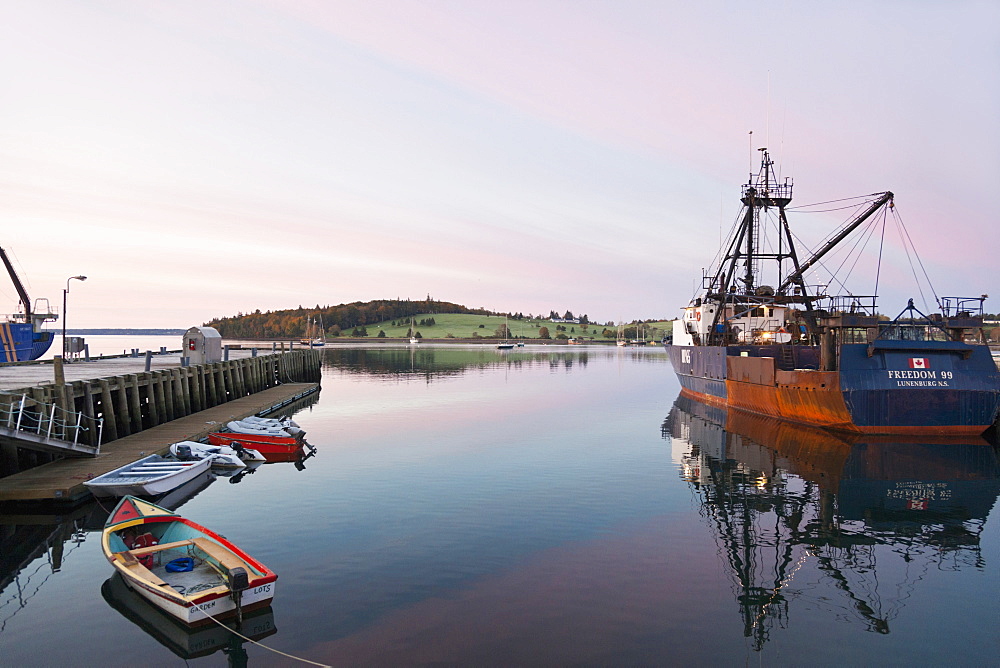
[766, 71, 771, 150]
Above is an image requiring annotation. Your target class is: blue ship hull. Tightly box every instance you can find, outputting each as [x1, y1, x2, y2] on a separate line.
[0, 321, 54, 363]
[668, 340, 1000, 436]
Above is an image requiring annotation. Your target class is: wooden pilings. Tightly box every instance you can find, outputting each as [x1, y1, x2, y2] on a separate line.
[0, 349, 321, 450]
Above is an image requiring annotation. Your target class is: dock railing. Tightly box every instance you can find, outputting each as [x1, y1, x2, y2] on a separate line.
[0, 393, 102, 456]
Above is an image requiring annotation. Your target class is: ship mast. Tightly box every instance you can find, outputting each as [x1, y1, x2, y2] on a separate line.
[705, 149, 815, 343]
[702, 149, 897, 347]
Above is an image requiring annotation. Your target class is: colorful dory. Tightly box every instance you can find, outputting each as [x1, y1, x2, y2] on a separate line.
[101, 496, 277, 626]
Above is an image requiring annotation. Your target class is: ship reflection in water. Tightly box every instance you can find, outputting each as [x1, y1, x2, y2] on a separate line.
[662, 394, 1000, 650]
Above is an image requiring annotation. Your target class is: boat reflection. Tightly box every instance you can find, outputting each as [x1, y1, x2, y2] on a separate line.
[662, 394, 1000, 649]
[214, 461, 263, 484]
[102, 573, 276, 664]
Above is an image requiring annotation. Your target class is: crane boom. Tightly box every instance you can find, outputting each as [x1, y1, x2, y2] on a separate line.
[777, 191, 894, 295]
[0, 246, 33, 318]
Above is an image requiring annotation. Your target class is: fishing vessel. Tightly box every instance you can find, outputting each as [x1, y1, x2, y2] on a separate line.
[667, 149, 1000, 436]
[0, 246, 58, 362]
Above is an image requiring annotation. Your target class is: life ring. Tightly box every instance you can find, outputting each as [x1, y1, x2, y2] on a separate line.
[695, 312, 701, 321]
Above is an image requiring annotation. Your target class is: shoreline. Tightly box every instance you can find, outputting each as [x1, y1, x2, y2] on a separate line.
[225, 337, 660, 347]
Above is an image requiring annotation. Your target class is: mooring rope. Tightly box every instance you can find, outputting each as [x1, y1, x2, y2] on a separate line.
[199, 607, 331, 667]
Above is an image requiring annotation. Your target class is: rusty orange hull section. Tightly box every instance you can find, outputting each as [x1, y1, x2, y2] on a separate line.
[680, 382, 991, 436]
[671, 343, 998, 437]
[727, 369, 855, 430]
[680, 379, 853, 431]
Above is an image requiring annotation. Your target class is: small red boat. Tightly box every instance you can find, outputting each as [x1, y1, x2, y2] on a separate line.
[207, 431, 299, 453]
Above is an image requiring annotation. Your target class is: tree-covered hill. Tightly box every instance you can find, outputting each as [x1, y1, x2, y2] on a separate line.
[205, 298, 670, 341]
[204, 298, 491, 338]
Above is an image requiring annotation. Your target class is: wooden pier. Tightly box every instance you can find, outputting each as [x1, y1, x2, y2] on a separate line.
[0, 383, 318, 502]
[0, 348, 322, 502]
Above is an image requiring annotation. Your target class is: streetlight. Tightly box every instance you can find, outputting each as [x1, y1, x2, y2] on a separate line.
[62, 275, 87, 358]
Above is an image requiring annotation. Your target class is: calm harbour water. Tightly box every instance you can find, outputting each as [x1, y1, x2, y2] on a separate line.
[1, 343, 998, 666]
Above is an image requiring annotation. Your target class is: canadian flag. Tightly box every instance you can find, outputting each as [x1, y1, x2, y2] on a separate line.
[909, 358, 929, 369]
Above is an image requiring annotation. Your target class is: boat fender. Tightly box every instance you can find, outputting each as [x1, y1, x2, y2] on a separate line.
[165, 557, 195, 572]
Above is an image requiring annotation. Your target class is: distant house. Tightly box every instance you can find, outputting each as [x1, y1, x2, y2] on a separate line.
[549, 318, 581, 324]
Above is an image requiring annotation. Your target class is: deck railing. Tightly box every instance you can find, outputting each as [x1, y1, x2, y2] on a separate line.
[0, 394, 103, 451]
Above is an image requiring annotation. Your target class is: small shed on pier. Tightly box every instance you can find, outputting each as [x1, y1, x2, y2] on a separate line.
[183, 326, 222, 364]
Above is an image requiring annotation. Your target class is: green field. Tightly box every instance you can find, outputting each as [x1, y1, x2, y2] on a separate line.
[342, 313, 671, 341]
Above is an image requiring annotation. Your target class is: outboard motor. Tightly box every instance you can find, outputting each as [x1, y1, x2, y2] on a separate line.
[228, 566, 249, 592]
[227, 566, 250, 626]
[175, 444, 192, 460]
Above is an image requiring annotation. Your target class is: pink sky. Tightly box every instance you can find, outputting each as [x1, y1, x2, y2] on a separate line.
[1, 1, 997, 327]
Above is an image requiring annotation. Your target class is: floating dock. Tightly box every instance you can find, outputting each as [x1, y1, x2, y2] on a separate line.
[0, 348, 321, 502]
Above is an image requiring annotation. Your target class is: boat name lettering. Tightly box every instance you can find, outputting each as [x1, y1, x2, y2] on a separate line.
[894, 481, 949, 490]
[252, 583, 272, 595]
[197, 600, 217, 611]
[887, 369, 952, 386]
[893, 379, 950, 387]
[887, 370, 938, 379]
[250, 621, 276, 634]
[886, 485, 952, 502]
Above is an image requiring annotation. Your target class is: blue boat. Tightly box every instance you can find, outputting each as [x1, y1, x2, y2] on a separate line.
[0, 246, 57, 363]
[667, 149, 1000, 436]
